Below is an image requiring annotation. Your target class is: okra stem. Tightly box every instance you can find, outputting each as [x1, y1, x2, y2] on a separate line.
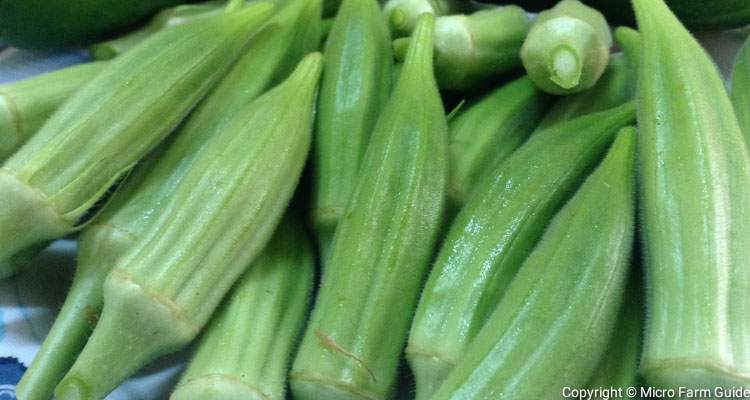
[383, 0, 466, 38]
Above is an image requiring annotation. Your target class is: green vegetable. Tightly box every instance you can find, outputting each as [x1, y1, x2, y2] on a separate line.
[407, 102, 635, 399]
[633, 0, 750, 390]
[383, 0, 467, 38]
[0, 3, 275, 278]
[586, 271, 643, 395]
[0, 62, 107, 161]
[447, 76, 551, 208]
[732, 36, 750, 149]
[89, 1, 224, 60]
[0, 0, 193, 50]
[290, 15, 447, 400]
[171, 215, 314, 400]
[54, 52, 323, 400]
[536, 27, 640, 130]
[431, 127, 636, 400]
[312, 0, 393, 260]
[14, 2, 320, 395]
[393, 6, 530, 91]
[521, 0, 612, 95]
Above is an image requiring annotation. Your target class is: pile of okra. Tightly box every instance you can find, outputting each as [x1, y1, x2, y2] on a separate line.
[2, 0, 750, 398]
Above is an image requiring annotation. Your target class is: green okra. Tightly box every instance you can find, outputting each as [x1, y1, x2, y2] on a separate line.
[0, 2, 276, 278]
[312, 0, 393, 260]
[291, 15, 447, 400]
[54, 52, 323, 400]
[447, 76, 551, 208]
[0, 62, 107, 161]
[537, 27, 640, 130]
[171, 215, 314, 400]
[521, 0, 612, 95]
[732, 36, 750, 150]
[393, 6, 530, 91]
[633, 0, 750, 390]
[89, 1, 224, 60]
[432, 127, 636, 400]
[407, 102, 635, 399]
[383, 0, 467, 38]
[586, 271, 643, 395]
[14, 2, 321, 395]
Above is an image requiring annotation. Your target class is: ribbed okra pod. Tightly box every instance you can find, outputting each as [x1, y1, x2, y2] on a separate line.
[634, 0, 750, 390]
[393, 6, 530, 91]
[537, 28, 640, 130]
[291, 15, 447, 400]
[15, 3, 321, 396]
[54, 53, 323, 400]
[383, 0, 466, 38]
[521, 0, 612, 95]
[312, 0, 393, 259]
[732, 37, 750, 150]
[171, 215, 314, 400]
[407, 102, 635, 399]
[0, 3, 275, 277]
[89, 1, 224, 60]
[0, 62, 107, 161]
[432, 127, 636, 400]
[448, 76, 551, 208]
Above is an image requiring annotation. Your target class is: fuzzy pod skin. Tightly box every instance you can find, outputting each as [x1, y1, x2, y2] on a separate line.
[521, 0, 612, 95]
[732, 37, 750, 150]
[53, 53, 323, 400]
[14, 4, 321, 395]
[586, 271, 643, 395]
[393, 6, 530, 91]
[383, 0, 468, 38]
[290, 15, 447, 400]
[0, 62, 108, 161]
[431, 127, 636, 400]
[634, 0, 750, 390]
[0, 3, 276, 278]
[171, 215, 314, 400]
[312, 0, 393, 261]
[407, 102, 635, 399]
[447, 76, 551, 208]
[537, 28, 640, 130]
[89, 1, 224, 60]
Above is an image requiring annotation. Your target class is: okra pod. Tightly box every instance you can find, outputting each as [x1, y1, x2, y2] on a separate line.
[521, 0, 612, 94]
[407, 102, 635, 399]
[634, 0, 750, 390]
[312, 0, 393, 259]
[291, 15, 447, 400]
[0, 62, 107, 161]
[383, 0, 467, 38]
[393, 6, 530, 91]
[171, 215, 314, 400]
[15, 2, 321, 395]
[732, 36, 750, 150]
[448, 76, 551, 208]
[89, 1, 224, 60]
[54, 53, 323, 400]
[0, 3, 276, 277]
[431, 127, 636, 400]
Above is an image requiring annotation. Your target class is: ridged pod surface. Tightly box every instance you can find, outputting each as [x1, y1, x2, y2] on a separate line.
[14, 3, 322, 396]
[633, 0, 750, 390]
[291, 14, 447, 400]
[312, 0, 393, 258]
[0, 3, 276, 276]
[171, 215, 314, 400]
[0, 62, 107, 161]
[53, 53, 323, 400]
[732, 37, 750, 151]
[432, 127, 636, 400]
[407, 102, 635, 399]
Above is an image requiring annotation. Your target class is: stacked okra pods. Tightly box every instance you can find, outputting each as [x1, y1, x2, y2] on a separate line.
[1, 0, 750, 398]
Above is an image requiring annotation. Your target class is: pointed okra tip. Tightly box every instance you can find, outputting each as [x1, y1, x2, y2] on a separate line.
[398, 13, 435, 81]
[287, 52, 325, 90]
